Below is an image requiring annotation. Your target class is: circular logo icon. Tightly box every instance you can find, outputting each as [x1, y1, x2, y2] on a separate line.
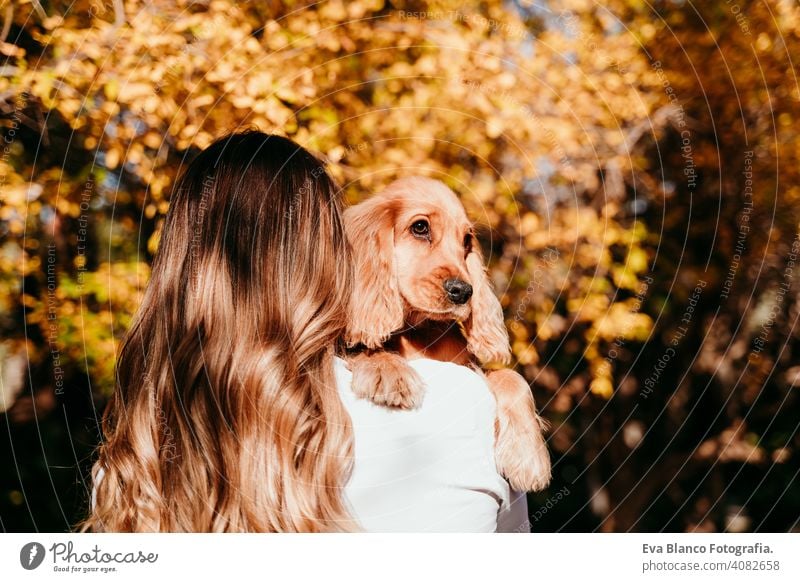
[19, 542, 46, 570]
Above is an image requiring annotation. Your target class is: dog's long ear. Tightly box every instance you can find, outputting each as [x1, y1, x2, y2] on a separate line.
[344, 198, 404, 348]
[465, 242, 512, 365]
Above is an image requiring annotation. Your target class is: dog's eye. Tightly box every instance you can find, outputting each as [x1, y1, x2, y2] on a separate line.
[410, 220, 430, 238]
[464, 233, 473, 252]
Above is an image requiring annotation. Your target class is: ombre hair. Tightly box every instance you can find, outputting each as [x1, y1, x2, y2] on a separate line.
[83, 131, 354, 532]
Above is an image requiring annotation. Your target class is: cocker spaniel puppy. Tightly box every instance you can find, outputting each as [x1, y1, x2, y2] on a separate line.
[344, 176, 551, 492]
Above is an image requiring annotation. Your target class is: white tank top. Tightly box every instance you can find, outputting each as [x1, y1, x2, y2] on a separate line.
[335, 356, 528, 532]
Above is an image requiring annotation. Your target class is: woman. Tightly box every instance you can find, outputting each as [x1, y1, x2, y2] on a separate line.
[85, 131, 526, 532]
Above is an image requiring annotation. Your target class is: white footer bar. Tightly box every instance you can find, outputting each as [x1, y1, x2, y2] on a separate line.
[2, 533, 798, 581]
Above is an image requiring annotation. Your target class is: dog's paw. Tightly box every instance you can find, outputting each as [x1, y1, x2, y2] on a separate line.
[349, 352, 425, 410]
[488, 369, 552, 492]
[495, 413, 551, 492]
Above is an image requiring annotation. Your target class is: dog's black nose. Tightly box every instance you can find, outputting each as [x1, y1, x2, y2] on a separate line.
[444, 278, 473, 305]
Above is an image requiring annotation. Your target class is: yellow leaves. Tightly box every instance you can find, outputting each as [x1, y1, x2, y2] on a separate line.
[0, 41, 24, 58]
[104, 147, 121, 170]
[613, 246, 649, 290]
[262, 20, 290, 51]
[21, 292, 39, 309]
[20, 254, 41, 276]
[142, 131, 164, 149]
[639, 23, 657, 41]
[569, 294, 610, 322]
[193, 130, 215, 150]
[230, 94, 255, 109]
[3, 0, 687, 406]
[486, 116, 504, 138]
[148, 223, 163, 256]
[508, 319, 528, 342]
[73, 254, 86, 272]
[145, 171, 171, 200]
[245, 72, 274, 98]
[574, 207, 602, 238]
[125, 142, 145, 166]
[191, 93, 215, 109]
[349, 0, 385, 18]
[253, 97, 295, 128]
[0, 183, 37, 235]
[536, 314, 565, 341]
[590, 376, 614, 399]
[469, 174, 501, 203]
[523, 228, 553, 251]
[612, 264, 638, 291]
[1, 183, 28, 208]
[103, 79, 119, 101]
[23, 261, 150, 395]
[590, 358, 614, 398]
[520, 213, 540, 237]
[621, 220, 648, 245]
[315, 30, 342, 52]
[59, 262, 150, 305]
[117, 82, 157, 103]
[29, 70, 56, 109]
[53, 87, 81, 118]
[100, 101, 120, 116]
[0, 240, 22, 280]
[513, 341, 539, 365]
[591, 302, 653, 343]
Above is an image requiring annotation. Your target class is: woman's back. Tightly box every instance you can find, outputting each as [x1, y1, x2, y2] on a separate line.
[335, 357, 528, 532]
[93, 357, 528, 532]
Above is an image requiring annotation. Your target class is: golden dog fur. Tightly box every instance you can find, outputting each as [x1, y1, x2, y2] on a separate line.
[343, 176, 551, 492]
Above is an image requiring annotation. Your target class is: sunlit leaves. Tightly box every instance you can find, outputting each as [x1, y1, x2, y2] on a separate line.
[2, 0, 672, 402]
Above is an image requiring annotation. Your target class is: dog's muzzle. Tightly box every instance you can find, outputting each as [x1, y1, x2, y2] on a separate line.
[444, 278, 473, 305]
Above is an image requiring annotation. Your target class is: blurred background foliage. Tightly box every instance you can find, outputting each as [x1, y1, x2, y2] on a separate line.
[1, 0, 799, 532]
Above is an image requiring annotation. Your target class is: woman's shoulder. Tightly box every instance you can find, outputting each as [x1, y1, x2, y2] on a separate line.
[406, 357, 496, 409]
[334, 355, 496, 413]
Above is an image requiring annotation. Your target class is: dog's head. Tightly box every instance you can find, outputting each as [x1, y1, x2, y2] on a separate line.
[344, 176, 510, 364]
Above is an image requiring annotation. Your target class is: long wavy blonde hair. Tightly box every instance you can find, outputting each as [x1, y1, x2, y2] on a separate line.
[83, 131, 354, 532]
